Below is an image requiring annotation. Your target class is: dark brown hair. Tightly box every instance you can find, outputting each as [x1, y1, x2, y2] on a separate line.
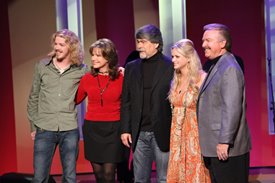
[89, 38, 119, 80]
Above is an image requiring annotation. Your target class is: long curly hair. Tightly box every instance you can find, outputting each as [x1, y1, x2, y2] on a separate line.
[48, 29, 84, 66]
[168, 39, 203, 103]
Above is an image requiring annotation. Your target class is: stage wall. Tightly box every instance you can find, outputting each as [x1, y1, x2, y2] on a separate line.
[1, 0, 274, 175]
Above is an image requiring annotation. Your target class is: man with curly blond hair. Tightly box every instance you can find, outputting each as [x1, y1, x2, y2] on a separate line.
[27, 29, 88, 183]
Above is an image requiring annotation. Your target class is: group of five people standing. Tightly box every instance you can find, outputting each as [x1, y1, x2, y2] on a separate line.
[27, 23, 251, 183]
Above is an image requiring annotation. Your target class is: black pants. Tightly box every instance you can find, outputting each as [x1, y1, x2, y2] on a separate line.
[116, 147, 134, 182]
[203, 152, 250, 183]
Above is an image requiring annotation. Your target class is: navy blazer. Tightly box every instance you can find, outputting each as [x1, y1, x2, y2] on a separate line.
[120, 52, 174, 152]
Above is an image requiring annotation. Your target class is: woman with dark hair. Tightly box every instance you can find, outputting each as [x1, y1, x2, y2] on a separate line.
[76, 38, 124, 183]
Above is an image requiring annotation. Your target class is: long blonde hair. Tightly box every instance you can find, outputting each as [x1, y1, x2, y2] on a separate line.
[168, 39, 203, 103]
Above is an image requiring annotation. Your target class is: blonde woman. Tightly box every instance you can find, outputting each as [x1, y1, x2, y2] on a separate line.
[167, 39, 210, 183]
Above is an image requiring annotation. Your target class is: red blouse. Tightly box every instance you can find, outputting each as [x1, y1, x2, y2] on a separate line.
[76, 73, 123, 121]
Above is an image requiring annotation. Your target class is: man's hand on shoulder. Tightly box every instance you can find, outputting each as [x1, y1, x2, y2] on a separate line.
[118, 67, 125, 76]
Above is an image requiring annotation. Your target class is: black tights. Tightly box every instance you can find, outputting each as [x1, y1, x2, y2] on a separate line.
[91, 162, 116, 183]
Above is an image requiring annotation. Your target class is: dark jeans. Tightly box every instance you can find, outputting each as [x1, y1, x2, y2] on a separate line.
[32, 128, 79, 183]
[133, 132, 169, 183]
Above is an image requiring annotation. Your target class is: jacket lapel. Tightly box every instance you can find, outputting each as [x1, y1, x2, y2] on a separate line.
[134, 59, 144, 93]
[199, 53, 230, 96]
[151, 59, 167, 92]
[199, 63, 218, 94]
[135, 59, 143, 82]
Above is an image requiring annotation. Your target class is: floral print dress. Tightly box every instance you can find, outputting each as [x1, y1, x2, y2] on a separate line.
[167, 84, 211, 183]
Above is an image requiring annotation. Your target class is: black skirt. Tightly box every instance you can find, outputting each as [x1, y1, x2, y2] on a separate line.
[82, 119, 124, 163]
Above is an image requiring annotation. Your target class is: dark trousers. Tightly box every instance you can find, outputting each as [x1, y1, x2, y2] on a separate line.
[203, 152, 250, 183]
[117, 147, 134, 182]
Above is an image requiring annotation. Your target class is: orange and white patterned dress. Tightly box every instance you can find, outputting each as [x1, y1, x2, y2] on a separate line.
[167, 84, 210, 183]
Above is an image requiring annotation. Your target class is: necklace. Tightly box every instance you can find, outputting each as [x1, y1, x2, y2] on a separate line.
[98, 71, 109, 75]
[53, 60, 70, 74]
[97, 76, 111, 106]
[178, 78, 190, 94]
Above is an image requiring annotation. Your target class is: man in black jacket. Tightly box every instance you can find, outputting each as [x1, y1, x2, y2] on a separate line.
[120, 24, 174, 182]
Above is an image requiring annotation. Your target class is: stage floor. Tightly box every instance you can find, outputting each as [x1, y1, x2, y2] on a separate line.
[52, 167, 275, 183]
